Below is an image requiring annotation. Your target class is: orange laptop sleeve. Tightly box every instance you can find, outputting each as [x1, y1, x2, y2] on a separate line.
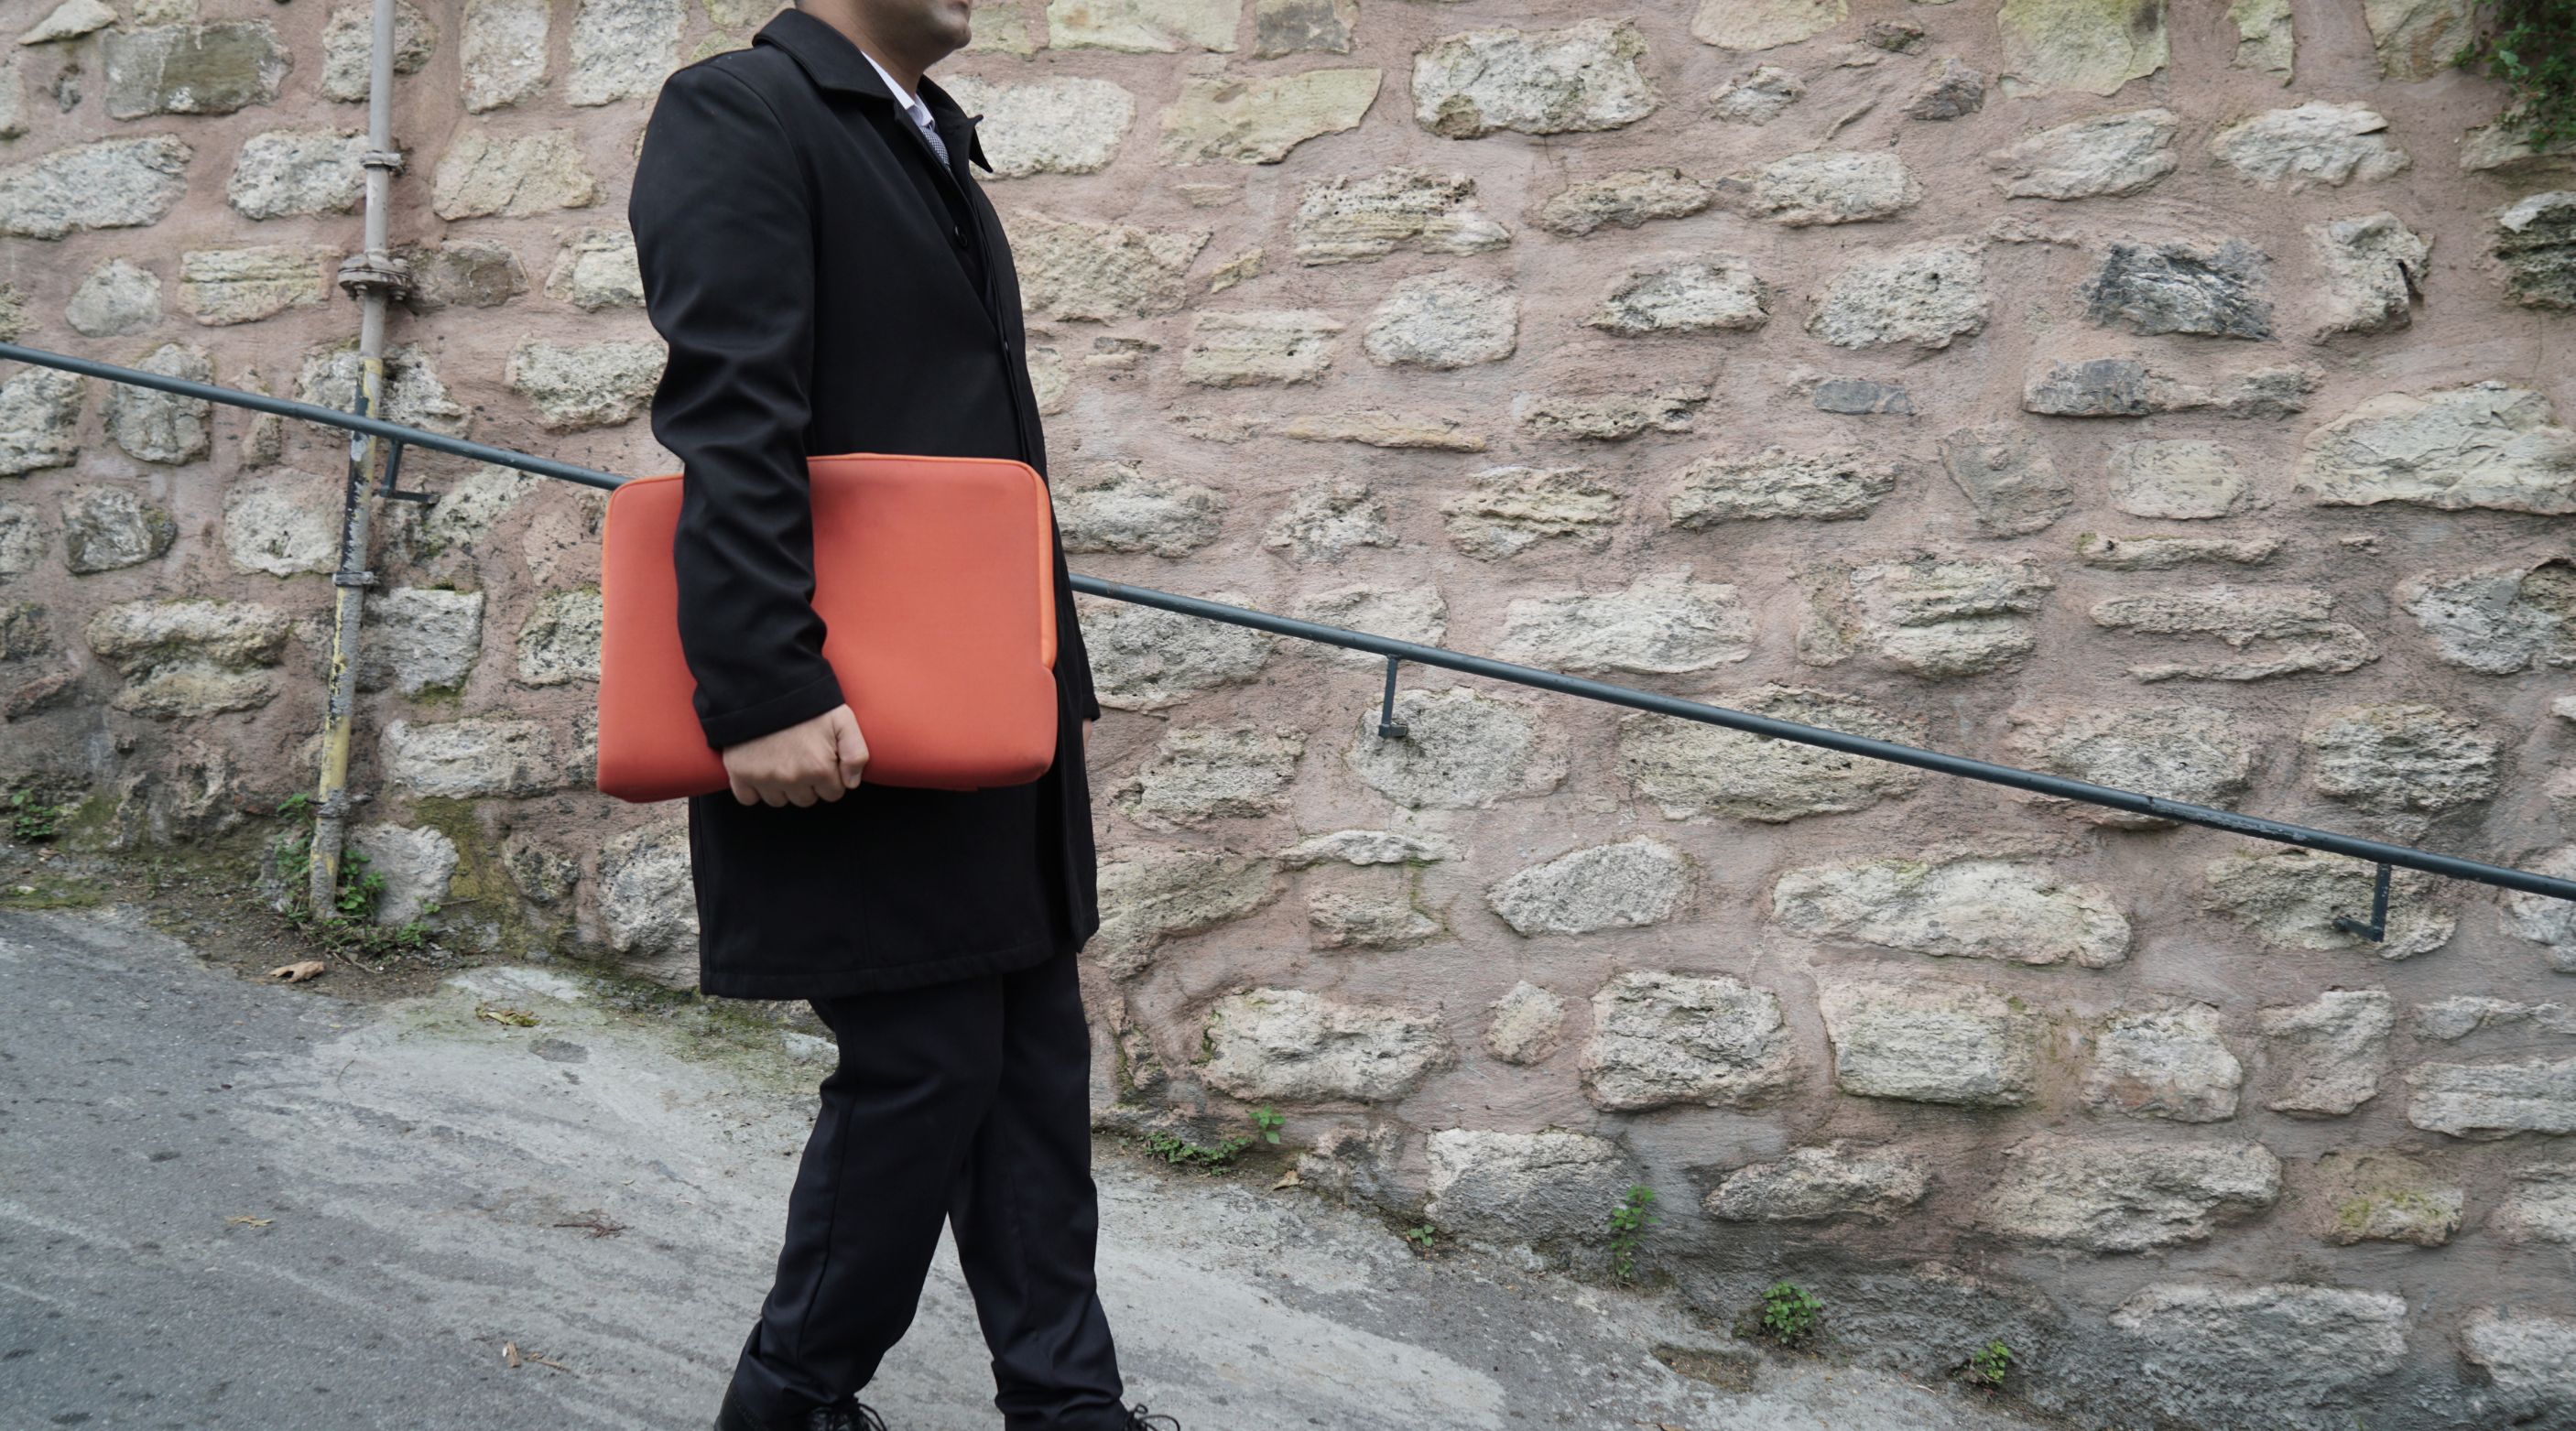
[594, 452, 1060, 803]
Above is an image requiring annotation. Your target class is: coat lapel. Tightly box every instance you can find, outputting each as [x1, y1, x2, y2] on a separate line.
[754, 10, 1005, 331]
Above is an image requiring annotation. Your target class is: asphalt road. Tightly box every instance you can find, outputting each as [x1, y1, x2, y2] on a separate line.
[0, 904, 2032, 1431]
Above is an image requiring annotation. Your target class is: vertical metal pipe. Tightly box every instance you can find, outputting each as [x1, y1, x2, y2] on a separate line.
[307, 0, 402, 913]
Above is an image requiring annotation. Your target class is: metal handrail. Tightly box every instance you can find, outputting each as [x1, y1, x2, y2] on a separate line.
[6, 339, 2572, 913]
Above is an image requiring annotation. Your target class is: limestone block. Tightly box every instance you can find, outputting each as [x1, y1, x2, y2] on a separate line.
[85, 598, 292, 717]
[1984, 109, 2178, 200]
[103, 343, 212, 466]
[1722, 150, 1920, 227]
[2089, 583, 2375, 682]
[2211, 103, 2409, 190]
[599, 820, 697, 965]
[67, 259, 163, 338]
[1904, 57, 1985, 119]
[1484, 981, 1566, 1065]
[1092, 847, 1278, 978]
[543, 226, 643, 311]
[1774, 855, 2130, 969]
[2076, 534, 2281, 570]
[1180, 310, 1341, 386]
[1346, 687, 1566, 809]
[431, 128, 598, 220]
[1985, 1140, 2279, 1251]
[1488, 840, 1690, 936]
[1440, 467, 1619, 559]
[506, 340, 664, 430]
[462, 0, 549, 113]
[4, 136, 192, 239]
[1270, 410, 1484, 451]
[2028, 356, 2321, 419]
[1279, 829, 1456, 868]
[0, 368, 85, 476]
[1496, 569, 1752, 675]
[1053, 466, 1223, 557]
[2364, 0, 2472, 80]
[18, 0, 115, 45]
[1363, 272, 1516, 369]
[402, 239, 530, 312]
[1018, 211, 1213, 321]
[2006, 704, 2259, 827]
[1424, 1130, 1636, 1245]
[2494, 1164, 2576, 1245]
[0, 503, 45, 580]
[1938, 426, 2072, 536]
[1581, 970, 1796, 1111]
[1254, 0, 1352, 56]
[2083, 1004, 2242, 1122]
[2310, 1151, 2461, 1245]
[567, 0, 682, 106]
[516, 589, 602, 686]
[321, 2, 434, 104]
[1119, 725, 1304, 829]
[220, 470, 338, 579]
[347, 823, 457, 927]
[380, 718, 561, 798]
[2414, 995, 2576, 1042]
[1996, 0, 2167, 97]
[1618, 687, 1923, 822]
[2228, 0, 2295, 79]
[1411, 20, 1656, 139]
[1807, 238, 1987, 349]
[2310, 213, 2429, 336]
[1291, 584, 1446, 666]
[1079, 591, 1274, 709]
[2503, 847, 2576, 972]
[1710, 65, 1803, 125]
[2296, 383, 2576, 514]
[1159, 69, 1379, 164]
[228, 130, 365, 220]
[2301, 704, 2497, 817]
[2259, 990, 2396, 1116]
[2406, 1057, 2576, 1138]
[1819, 978, 2042, 1107]
[1797, 552, 2051, 678]
[1291, 168, 1507, 264]
[61, 487, 177, 575]
[2211, 851, 2451, 958]
[1532, 169, 1713, 238]
[1522, 386, 1709, 442]
[1263, 481, 1391, 558]
[947, 77, 1136, 178]
[2108, 439, 2256, 519]
[2107, 1285, 2406, 1407]
[1202, 988, 1449, 1102]
[177, 245, 332, 326]
[353, 588, 483, 697]
[1585, 257, 1766, 336]
[2462, 1311, 2576, 1425]
[1691, 0, 1843, 50]
[101, 22, 288, 119]
[1049, 0, 1237, 53]
[297, 342, 470, 437]
[1306, 883, 1440, 950]
[1704, 1144, 1929, 1223]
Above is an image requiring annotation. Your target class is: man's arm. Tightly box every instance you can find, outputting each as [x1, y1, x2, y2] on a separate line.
[631, 66, 864, 805]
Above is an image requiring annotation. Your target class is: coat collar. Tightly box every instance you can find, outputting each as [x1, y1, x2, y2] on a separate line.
[755, 7, 991, 171]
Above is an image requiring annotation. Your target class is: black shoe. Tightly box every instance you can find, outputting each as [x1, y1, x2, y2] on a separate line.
[713, 1382, 889, 1431]
[1123, 1408, 1180, 1430]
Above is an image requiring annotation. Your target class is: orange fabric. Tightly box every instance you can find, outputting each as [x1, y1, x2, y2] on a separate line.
[596, 451, 1060, 802]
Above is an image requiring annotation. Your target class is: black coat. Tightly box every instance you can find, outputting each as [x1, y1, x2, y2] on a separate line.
[628, 6, 1101, 1000]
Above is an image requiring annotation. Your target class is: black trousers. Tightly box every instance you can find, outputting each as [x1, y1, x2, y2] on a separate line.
[727, 947, 1126, 1428]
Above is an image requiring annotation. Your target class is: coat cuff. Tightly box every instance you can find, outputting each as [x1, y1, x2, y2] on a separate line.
[698, 670, 845, 751]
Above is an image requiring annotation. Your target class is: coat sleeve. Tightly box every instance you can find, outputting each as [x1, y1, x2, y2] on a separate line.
[630, 63, 842, 752]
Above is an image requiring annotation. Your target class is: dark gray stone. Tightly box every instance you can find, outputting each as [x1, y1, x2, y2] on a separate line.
[1903, 58, 1984, 121]
[2497, 191, 2576, 311]
[102, 23, 289, 119]
[2027, 358, 2155, 417]
[2081, 239, 2274, 340]
[1812, 378, 1913, 415]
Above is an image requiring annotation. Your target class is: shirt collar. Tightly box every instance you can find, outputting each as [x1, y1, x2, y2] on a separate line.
[752, 6, 992, 169]
[855, 45, 928, 122]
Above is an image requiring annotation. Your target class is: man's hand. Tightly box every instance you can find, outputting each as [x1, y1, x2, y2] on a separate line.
[722, 704, 869, 807]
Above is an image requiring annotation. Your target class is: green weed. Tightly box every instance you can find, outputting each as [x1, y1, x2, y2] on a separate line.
[1608, 1185, 1657, 1283]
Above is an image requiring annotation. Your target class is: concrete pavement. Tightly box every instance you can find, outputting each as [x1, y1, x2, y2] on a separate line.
[0, 904, 2041, 1431]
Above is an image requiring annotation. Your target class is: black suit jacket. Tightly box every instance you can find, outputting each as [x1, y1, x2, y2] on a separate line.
[630, 7, 1101, 998]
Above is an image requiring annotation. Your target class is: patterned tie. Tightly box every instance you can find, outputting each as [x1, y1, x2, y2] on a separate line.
[913, 103, 950, 170]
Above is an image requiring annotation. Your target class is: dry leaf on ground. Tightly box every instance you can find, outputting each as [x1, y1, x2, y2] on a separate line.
[266, 960, 328, 983]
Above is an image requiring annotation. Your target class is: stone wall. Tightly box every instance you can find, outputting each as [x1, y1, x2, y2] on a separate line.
[3, 0, 2574, 1424]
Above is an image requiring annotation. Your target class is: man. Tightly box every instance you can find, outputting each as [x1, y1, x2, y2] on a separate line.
[628, 4, 1168, 1428]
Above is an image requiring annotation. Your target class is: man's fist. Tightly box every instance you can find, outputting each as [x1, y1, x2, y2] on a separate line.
[722, 704, 869, 807]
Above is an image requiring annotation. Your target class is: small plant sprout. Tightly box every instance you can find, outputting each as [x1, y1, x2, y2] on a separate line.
[1403, 1222, 1438, 1254]
[1252, 1106, 1285, 1145]
[1143, 1130, 1252, 1171]
[1755, 1281, 1824, 1350]
[1608, 1184, 1657, 1283]
[1967, 1339, 2013, 1389]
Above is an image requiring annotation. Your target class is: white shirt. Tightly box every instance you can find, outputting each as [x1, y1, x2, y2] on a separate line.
[856, 47, 942, 148]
